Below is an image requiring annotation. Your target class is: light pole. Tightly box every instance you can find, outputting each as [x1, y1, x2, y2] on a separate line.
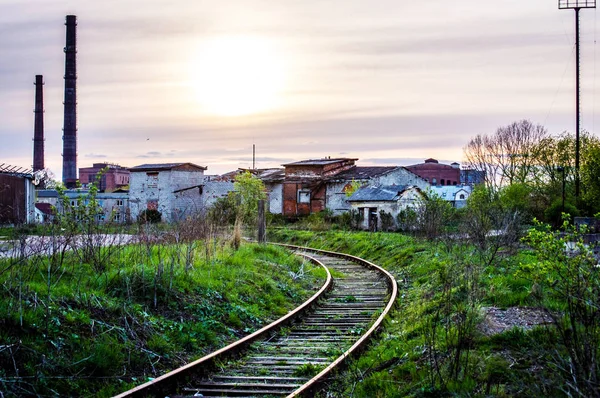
[559, 0, 596, 201]
[557, 166, 566, 213]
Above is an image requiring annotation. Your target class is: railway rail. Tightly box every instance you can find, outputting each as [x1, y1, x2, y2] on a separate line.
[114, 244, 397, 398]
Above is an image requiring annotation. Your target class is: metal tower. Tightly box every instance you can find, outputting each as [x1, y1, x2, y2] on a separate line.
[559, 0, 596, 199]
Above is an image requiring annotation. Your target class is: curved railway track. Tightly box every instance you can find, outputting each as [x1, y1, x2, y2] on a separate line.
[114, 244, 397, 398]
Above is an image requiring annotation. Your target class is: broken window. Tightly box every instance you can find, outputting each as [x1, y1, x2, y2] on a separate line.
[146, 172, 159, 188]
[298, 190, 311, 204]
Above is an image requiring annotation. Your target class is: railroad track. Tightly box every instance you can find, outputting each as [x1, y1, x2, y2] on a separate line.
[115, 245, 397, 398]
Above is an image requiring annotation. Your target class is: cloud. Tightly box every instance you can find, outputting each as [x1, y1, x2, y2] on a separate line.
[84, 153, 107, 158]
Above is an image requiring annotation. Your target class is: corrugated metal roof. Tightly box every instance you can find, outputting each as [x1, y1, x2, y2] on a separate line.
[257, 168, 285, 182]
[348, 185, 408, 202]
[327, 166, 397, 181]
[282, 158, 358, 166]
[129, 163, 207, 172]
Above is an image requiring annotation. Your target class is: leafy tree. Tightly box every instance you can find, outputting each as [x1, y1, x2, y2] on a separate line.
[460, 185, 523, 265]
[344, 179, 364, 197]
[233, 171, 267, 226]
[405, 191, 454, 239]
[580, 141, 600, 214]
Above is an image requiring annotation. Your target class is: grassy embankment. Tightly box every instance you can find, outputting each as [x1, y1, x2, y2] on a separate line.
[0, 240, 325, 396]
[269, 229, 566, 397]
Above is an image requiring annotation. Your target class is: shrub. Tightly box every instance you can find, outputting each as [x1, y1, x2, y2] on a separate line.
[138, 209, 162, 224]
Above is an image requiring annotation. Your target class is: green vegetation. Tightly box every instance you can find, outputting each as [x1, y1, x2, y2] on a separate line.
[0, 240, 323, 396]
[0, 177, 323, 397]
[269, 227, 597, 397]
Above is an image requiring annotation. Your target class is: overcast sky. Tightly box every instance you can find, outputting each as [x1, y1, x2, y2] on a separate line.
[1, 0, 599, 178]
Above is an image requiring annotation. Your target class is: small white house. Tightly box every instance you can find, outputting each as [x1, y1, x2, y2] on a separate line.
[348, 185, 424, 231]
[429, 185, 472, 208]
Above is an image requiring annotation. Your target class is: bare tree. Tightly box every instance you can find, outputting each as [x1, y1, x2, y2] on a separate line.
[464, 120, 547, 191]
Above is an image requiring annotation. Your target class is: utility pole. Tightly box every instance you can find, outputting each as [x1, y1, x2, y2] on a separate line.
[559, 0, 596, 200]
[257, 199, 266, 243]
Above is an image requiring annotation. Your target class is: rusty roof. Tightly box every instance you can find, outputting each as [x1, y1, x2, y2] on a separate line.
[282, 158, 358, 167]
[256, 168, 285, 182]
[129, 163, 207, 172]
[327, 166, 398, 181]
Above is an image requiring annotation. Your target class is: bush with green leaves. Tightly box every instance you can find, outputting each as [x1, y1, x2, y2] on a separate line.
[520, 219, 600, 397]
[138, 209, 162, 224]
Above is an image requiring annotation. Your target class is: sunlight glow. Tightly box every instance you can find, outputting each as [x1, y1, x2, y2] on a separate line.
[190, 36, 286, 116]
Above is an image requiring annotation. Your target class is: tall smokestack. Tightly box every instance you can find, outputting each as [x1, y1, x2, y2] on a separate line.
[62, 15, 77, 188]
[33, 75, 45, 173]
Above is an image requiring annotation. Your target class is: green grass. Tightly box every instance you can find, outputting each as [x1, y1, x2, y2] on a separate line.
[0, 240, 323, 396]
[269, 229, 566, 397]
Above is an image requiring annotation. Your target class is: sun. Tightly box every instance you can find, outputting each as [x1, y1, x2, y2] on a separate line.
[190, 36, 286, 117]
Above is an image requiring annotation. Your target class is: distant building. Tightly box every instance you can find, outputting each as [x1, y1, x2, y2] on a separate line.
[254, 158, 429, 217]
[460, 168, 486, 186]
[128, 163, 208, 222]
[79, 163, 130, 192]
[429, 185, 472, 208]
[0, 167, 36, 225]
[405, 158, 461, 186]
[281, 158, 357, 217]
[325, 166, 428, 215]
[348, 185, 424, 231]
[35, 189, 130, 223]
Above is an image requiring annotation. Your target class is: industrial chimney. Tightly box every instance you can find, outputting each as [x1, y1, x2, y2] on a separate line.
[33, 75, 44, 173]
[62, 15, 77, 188]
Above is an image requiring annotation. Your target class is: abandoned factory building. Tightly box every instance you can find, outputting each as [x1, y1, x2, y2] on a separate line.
[128, 163, 208, 223]
[0, 166, 36, 225]
[79, 163, 130, 192]
[277, 158, 428, 217]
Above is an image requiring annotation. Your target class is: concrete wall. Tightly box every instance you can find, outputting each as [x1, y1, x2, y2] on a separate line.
[326, 168, 430, 215]
[351, 188, 422, 231]
[129, 169, 206, 222]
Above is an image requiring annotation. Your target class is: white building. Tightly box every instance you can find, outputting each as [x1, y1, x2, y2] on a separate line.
[348, 185, 425, 231]
[129, 163, 208, 222]
[326, 166, 429, 215]
[36, 189, 130, 223]
[429, 185, 472, 208]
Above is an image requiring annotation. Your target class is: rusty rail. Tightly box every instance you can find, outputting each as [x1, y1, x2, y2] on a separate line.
[113, 244, 397, 397]
[113, 252, 332, 398]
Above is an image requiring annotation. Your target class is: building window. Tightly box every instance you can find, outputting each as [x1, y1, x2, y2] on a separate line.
[459, 194, 465, 200]
[70, 200, 77, 207]
[97, 213, 105, 222]
[113, 213, 122, 222]
[441, 179, 445, 185]
[298, 190, 311, 204]
[432, 178, 437, 185]
[147, 172, 159, 188]
[116, 199, 124, 207]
